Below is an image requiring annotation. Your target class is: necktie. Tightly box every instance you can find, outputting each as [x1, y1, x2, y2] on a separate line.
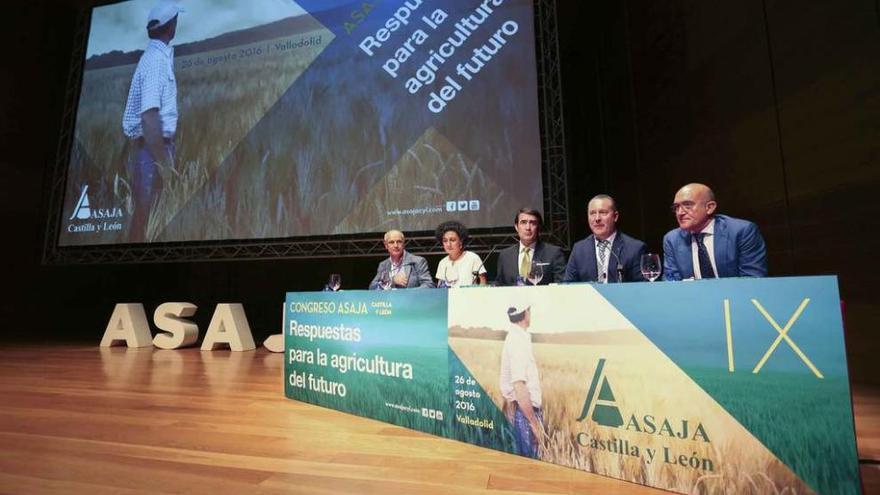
[520, 247, 531, 279]
[597, 240, 609, 282]
[696, 233, 716, 279]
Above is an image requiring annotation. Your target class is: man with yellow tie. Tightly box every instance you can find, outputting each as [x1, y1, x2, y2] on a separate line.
[494, 208, 566, 286]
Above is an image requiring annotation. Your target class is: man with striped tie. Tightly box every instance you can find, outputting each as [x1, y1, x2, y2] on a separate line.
[563, 194, 648, 283]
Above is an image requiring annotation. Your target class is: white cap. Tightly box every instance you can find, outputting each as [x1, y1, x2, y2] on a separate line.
[147, 1, 185, 30]
[507, 302, 530, 318]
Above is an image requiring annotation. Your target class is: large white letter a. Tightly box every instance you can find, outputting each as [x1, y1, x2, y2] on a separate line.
[99, 303, 153, 348]
[201, 304, 256, 352]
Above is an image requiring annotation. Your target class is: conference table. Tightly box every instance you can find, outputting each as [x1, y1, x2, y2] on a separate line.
[283, 276, 861, 495]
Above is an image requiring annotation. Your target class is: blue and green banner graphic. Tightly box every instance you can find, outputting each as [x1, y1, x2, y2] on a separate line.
[284, 276, 861, 494]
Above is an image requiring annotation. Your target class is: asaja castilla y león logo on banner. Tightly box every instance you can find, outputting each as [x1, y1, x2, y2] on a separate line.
[574, 358, 714, 472]
[67, 184, 125, 234]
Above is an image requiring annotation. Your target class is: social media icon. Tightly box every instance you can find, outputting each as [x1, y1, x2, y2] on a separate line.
[458, 200, 469, 211]
[446, 201, 457, 212]
[469, 200, 480, 211]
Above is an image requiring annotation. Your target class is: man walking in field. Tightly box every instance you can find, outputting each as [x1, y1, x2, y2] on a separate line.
[122, 1, 184, 242]
[500, 302, 545, 458]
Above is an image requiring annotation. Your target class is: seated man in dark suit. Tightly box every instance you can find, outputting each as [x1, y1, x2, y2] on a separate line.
[369, 229, 435, 289]
[663, 183, 768, 280]
[495, 208, 566, 286]
[564, 194, 647, 283]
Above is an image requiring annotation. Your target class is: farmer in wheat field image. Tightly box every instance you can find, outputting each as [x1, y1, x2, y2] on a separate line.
[121, 1, 184, 242]
[500, 301, 546, 458]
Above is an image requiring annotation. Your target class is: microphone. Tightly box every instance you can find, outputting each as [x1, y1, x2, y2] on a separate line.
[472, 242, 500, 285]
[400, 261, 416, 287]
[606, 242, 625, 283]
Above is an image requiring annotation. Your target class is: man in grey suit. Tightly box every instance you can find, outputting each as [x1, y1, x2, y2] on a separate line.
[663, 183, 768, 280]
[369, 230, 435, 289]
[495, 208, 566, 286]
[564, 195, 648, 283]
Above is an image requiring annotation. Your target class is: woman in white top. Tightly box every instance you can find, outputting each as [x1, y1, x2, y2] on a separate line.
[435, 220, 488, 287]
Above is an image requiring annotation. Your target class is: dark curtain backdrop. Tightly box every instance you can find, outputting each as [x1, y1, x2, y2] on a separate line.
[2, 1, 878, 383]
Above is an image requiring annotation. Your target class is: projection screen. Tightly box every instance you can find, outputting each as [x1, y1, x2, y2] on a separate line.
[58, 0, 544, 247]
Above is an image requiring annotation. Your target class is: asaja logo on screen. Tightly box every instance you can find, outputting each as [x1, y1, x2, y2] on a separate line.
[67, 184, 125, 233]
[70, 184, 92, 220]
[575, 358, 710, 443]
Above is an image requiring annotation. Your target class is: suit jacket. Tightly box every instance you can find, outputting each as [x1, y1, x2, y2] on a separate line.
[369, 251, 435, 289]
[563, 232, 648, 283]
[495, 241, 566, 286]
[662, 214, 768, 281]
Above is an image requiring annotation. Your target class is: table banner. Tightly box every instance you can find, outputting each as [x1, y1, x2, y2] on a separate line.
[284, 276, 860, 494]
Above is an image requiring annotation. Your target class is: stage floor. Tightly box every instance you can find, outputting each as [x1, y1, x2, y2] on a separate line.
[0, 345, 876, 494]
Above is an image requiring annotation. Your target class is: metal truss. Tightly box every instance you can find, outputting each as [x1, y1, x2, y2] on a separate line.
[45, 230, 522, 264]
[534, 0, 570, 250]
[43, 0, 569, 264]
[42, 8, 90, 265]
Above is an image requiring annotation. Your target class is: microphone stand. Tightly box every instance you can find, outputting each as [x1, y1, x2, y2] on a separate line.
[607, 243, 625, 283]
[472, 242, 500, 285]
[401, 261, 415, 288]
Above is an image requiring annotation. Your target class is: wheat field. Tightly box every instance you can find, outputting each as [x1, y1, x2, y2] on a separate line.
[449, 336, 815, 494]
[66, 29, 331, 243]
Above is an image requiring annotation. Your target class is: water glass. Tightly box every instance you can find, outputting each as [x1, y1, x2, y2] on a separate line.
[640, 253, 662, 282]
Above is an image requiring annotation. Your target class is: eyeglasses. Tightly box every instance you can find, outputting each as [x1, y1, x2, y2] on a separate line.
[670, 201, 699, 213]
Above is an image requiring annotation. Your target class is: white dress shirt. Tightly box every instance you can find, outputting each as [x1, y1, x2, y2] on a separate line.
[122, 39, 178, 138]
[500, 324, 542, 408]
[593, 232, 617, 283]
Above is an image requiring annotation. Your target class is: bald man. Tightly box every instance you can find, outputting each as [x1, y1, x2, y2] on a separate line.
[663, 183, 767, 280]
[368, 230, 435, 289]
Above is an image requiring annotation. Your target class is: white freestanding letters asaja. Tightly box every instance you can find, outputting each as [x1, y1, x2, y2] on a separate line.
[200, 303, 256, 351]
[152, 302, 199, 350]
[99, 303, 152, 348]
[99, 302, 257, 351]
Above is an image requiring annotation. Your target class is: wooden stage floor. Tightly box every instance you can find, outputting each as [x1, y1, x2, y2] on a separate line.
[0, 345, 876, 494]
